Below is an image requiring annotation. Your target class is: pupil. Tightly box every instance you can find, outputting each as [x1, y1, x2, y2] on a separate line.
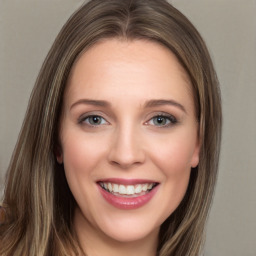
[157, 117, 163, 123]
[92, 116, 100, 124]
[155, 117, 166, 125]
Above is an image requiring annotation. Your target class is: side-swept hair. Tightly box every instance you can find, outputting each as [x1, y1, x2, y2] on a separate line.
[0, 0, 222, 255]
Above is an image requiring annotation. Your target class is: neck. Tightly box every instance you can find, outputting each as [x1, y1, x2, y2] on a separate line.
[73, 207, 159, 256]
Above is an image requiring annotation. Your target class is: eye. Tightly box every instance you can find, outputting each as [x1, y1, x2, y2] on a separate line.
[147, 114, 177, 127]
[80, 115, 108, 126]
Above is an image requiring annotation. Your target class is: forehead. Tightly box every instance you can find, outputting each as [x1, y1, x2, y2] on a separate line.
[64, 39, 194, 111]
[68, 39, 191, 84]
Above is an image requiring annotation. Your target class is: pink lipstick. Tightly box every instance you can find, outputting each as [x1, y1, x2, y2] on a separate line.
[97, 179, 159, 210]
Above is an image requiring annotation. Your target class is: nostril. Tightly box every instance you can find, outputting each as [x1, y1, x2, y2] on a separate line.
[108, 147, 145, 168]
[109, 158, 143, 169]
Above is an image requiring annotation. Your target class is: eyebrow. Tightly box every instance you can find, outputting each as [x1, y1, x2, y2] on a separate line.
[70, 99, 110, 109]
[144, 99, 187, 113]
[70, 98, 186, 113]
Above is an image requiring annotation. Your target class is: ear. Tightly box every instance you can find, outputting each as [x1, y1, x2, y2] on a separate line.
[54, 145, 63, 164]
[191, 136, 201, 168]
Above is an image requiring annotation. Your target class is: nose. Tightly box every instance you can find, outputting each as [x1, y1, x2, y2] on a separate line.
[108, 125, 145, 169]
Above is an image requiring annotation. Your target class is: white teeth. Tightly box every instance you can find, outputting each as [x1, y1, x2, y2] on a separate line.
[107, 183, 112, 192]
[113, 184, 119, 193]
[148, 183, 153, 189]
[100, 182, 156, 195]
[127, 185, 135, 195]
[135, 184, 142, 193]
[119, 185, 126, 194]
[142, 184, 148, 192]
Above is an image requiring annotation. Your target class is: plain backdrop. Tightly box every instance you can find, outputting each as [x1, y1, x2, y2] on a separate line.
[0, 0, 255, 255]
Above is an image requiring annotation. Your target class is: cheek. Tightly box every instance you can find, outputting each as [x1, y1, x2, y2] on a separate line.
[150, 140, 194, 217]
[148, 134, 196, 201]
[60, 132, 107, 193]
[61, 132, 105, 171]
[60, 133, 109, 219]
[149, 133, 197, 175]
[157, 142, 192, 190]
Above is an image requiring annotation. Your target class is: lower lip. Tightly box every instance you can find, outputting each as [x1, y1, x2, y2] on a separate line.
[98, 184, 159, 210]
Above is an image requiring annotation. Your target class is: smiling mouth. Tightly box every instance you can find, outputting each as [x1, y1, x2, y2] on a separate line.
[98, 182, 158, 197]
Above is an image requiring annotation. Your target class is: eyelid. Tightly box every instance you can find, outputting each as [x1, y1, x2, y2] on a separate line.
[144, 112, 178, 127]
[77, 111, 178, 128]
[78, 112, 110, 126]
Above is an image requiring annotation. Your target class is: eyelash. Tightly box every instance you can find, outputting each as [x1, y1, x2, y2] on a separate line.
[78, 115, 108, 127]
[78, 113, 178, 128]
[145, 113, 178, 128]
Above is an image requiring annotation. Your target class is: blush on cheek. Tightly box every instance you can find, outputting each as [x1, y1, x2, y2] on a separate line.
[156, 146, 193, 173]
[62, 137, 109, 190]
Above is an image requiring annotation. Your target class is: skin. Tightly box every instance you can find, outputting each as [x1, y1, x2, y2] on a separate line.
[58, 39, 200, 256]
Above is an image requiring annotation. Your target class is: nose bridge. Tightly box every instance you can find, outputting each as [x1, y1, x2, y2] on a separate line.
[108, 121, 145, 168]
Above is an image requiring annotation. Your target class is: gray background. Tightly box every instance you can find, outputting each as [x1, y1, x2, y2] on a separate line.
[0, 0, 255, 255]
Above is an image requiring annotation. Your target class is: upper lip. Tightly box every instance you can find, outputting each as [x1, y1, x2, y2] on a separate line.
[97, 178, 159, 185]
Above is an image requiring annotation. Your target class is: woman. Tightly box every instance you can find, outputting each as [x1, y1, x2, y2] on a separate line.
[0, 0, 222, 255]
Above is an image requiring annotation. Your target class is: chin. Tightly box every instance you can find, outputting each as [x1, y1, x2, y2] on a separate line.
[101, 220, 160, 243]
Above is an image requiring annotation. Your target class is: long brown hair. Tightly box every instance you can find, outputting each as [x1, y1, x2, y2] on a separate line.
[0, 0, 222, 255]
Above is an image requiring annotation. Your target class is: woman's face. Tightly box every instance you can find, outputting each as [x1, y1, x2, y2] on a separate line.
[58, 39, 200, 244]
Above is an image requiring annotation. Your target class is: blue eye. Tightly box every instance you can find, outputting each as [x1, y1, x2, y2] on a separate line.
[148, 115, 177, 127]
[81, 115, 107, 126]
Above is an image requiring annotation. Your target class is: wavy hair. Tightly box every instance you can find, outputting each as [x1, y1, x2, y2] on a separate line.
[0, 0, 222, 255]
